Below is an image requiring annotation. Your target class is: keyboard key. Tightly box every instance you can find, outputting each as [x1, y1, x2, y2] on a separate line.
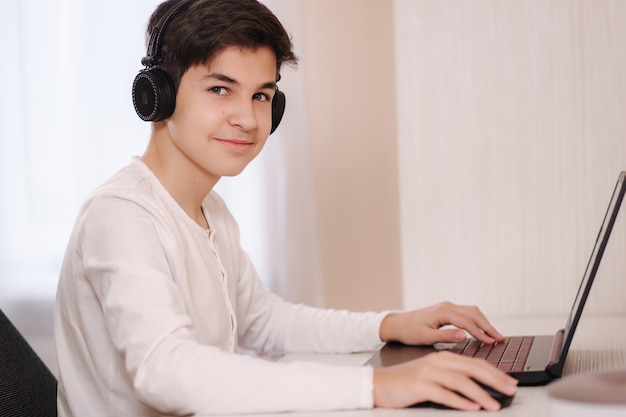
[452, 336, 535, 371]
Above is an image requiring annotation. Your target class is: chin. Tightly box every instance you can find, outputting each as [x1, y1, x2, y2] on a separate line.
[220, 166, 248, 177]
[213, 156, 257, 178]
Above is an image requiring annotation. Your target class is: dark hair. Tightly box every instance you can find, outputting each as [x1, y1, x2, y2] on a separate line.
[146, 0, 298, 91]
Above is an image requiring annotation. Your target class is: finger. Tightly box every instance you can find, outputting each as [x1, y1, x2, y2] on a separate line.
[422, 327, 467, 345]
[472, 372, 519, 398]
[444, 306, 505, 343]
[440, 352, 519, 397]
[452, 378, 502, 411]
[423, 364, 500, 411]
[465, 308, 505, 342]
[464, 321, 500, 344]
[421, 377, 482, 411]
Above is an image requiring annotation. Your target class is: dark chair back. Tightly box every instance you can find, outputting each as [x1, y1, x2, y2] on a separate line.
[0, 308, 57, 417]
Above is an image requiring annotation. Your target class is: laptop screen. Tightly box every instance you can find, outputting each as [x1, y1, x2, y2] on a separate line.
[560, 172, 626, 358]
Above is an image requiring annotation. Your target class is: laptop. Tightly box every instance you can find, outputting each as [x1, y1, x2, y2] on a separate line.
[366, 171, 626, 386]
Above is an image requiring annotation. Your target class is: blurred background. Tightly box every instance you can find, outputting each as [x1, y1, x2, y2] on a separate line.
[1, 0, 625, 377]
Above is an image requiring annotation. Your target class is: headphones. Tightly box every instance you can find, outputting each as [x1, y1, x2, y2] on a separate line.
[131, 0, 286, 134]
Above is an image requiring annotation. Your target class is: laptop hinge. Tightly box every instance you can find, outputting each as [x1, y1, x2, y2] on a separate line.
[548, 329, 564, 366]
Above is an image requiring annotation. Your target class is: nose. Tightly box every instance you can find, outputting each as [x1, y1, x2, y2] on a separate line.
[228, 97, 258, 132]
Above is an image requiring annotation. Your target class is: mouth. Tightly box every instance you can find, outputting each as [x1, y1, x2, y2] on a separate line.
[215, 138, 254, 153]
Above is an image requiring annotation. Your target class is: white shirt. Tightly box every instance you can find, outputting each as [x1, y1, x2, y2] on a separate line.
[55, 158, 387, 416]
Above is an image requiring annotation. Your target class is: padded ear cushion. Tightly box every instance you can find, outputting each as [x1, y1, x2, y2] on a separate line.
[271, 89, 286, 134]
[132, 69, 176, 122]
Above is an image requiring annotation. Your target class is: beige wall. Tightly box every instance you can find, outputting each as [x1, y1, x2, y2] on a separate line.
[394, 0, 626, 317]
[298, 0, 403, 311]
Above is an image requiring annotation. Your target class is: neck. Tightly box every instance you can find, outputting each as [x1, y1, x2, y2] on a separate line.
[141, 125, 219, 229]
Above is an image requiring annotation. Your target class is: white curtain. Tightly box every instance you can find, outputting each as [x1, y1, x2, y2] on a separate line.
[0, 0, 324, 307]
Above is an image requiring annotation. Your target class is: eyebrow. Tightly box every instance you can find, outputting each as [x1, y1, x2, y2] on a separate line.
[205, 72, 277, 90]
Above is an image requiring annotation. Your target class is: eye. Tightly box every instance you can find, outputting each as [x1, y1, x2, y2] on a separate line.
[253, 92, 271, 102]
[209, 86, 228, 95]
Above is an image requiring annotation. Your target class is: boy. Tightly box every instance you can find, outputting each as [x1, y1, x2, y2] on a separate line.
[54, 0, 517, 415]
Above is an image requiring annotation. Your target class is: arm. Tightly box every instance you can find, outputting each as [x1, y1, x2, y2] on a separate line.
[235, 254, 388, 355]
[77, 196, 376, 415]
[207, 191, 388, 356]
[379, 301, 505, 345]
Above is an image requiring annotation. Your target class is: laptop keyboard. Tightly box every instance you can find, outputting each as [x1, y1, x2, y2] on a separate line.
[449, 336, 534, 372]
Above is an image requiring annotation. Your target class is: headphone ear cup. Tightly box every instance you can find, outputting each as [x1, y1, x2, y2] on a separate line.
[270, 89, 286, 134]
[132, 69, 176, 122]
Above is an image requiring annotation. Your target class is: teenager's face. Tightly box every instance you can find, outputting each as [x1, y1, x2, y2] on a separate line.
[166, 46, 278, 179]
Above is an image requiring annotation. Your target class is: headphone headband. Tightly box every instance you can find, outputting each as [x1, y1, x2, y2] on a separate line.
[142, 0, 194, 67]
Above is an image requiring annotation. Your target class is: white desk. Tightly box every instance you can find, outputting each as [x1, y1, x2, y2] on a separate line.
[231, 315, 626, 417]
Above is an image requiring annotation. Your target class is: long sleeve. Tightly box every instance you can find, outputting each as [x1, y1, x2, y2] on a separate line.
[235, 252, 388, 355]
[55, 159, 388, 417]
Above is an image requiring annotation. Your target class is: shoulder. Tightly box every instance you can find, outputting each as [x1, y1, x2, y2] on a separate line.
[78, 159, 169, 225]
[90, 158, 155, 200]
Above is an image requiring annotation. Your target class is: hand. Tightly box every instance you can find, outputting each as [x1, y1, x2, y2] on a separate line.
[373, 351, 518, 411]
[379, 301, 504, 346]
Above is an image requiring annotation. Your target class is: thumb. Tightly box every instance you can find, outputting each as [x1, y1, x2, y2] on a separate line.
[425, 328, 467, 344]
